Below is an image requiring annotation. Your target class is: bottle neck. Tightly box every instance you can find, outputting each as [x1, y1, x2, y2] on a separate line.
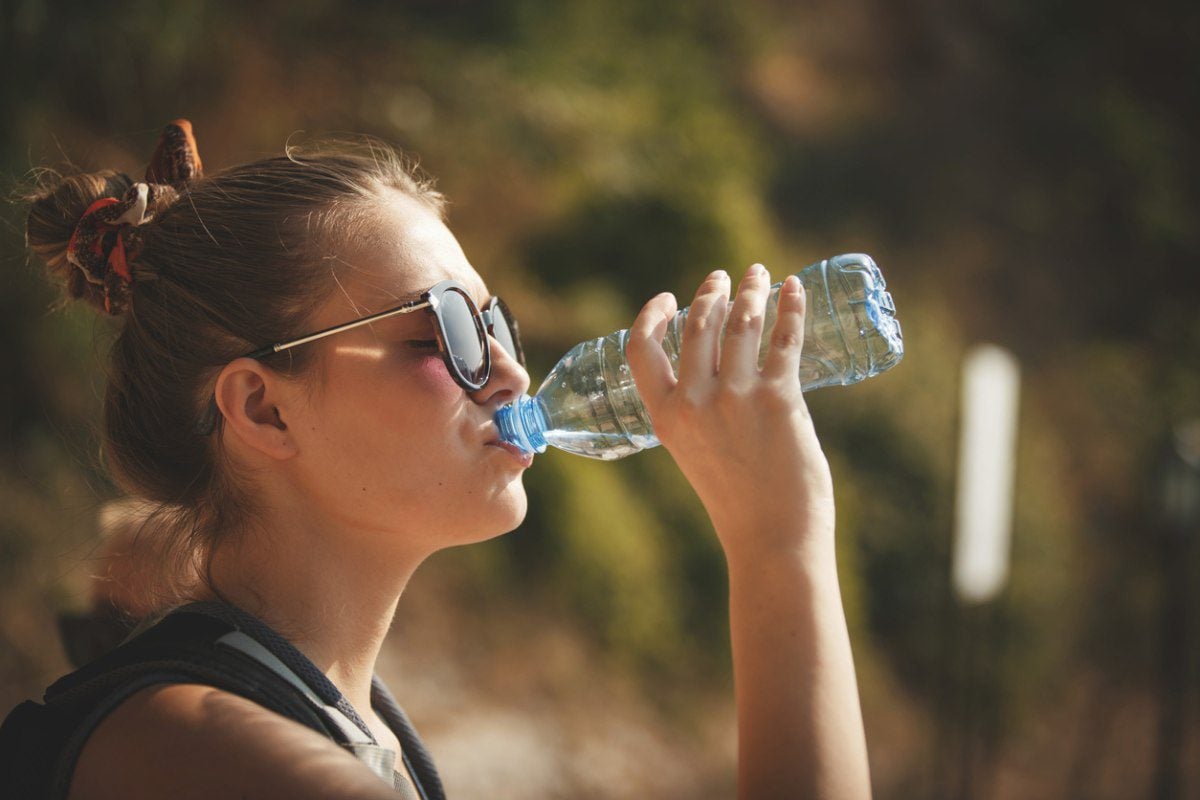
[495, 394, 548, 454]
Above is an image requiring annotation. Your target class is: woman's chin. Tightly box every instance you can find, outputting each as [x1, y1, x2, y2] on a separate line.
[475, 483, 528, 542]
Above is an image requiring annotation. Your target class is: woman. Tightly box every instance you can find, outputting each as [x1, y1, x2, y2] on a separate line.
[13, 121, 871, 799]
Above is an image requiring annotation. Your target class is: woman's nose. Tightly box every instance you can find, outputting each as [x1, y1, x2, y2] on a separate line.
[472, 334, 530, 407]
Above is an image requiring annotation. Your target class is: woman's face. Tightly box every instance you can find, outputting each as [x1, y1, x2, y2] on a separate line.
[280, 188, 532, 556]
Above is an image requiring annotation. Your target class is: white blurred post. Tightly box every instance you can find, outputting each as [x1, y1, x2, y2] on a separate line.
[946, 344, 1022, 800]
[953, 345, 1021, 604]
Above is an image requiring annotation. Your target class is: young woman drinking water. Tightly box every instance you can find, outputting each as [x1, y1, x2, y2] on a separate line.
[6, 121, 871, 799]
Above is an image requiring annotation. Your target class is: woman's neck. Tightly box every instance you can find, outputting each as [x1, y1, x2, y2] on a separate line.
[203, 505, 428, 715]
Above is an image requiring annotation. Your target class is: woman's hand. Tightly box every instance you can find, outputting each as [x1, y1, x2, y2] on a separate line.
[626, 264, 835, 563]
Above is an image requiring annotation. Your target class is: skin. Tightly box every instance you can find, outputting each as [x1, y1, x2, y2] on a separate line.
[70, 192, 871, 799]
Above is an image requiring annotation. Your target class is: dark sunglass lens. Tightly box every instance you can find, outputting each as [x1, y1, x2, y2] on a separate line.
[440, 290, 487, 384]
[490, 304, 522, 364]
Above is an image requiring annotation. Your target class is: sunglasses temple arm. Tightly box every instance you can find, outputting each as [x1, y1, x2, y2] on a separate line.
[253, 300, 434, 358]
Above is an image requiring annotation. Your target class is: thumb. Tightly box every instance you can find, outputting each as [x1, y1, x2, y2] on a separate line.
[625, 291, 678, 416]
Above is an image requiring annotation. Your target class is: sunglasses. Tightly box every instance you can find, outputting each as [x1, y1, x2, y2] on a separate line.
[196, 279, 524, 435]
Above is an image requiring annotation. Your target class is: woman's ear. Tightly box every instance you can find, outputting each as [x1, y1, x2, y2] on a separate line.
[214, 358, 297, 461]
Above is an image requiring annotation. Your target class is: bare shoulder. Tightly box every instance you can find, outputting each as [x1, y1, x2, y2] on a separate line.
[68, 683, 398, 800]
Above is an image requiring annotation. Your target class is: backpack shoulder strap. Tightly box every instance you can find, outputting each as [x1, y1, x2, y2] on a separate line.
[183, 604, 441, 794]
[214, 629, 380, 747]
[1, 607, 346, 800]
[3, 602, 442, 798]
[372, 676, 446, 800]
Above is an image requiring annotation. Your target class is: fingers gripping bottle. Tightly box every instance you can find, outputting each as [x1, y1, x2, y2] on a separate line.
[496, 253, 903, 460]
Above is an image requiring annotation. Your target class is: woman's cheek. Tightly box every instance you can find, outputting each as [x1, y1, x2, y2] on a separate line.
[411, 354, 461, 395]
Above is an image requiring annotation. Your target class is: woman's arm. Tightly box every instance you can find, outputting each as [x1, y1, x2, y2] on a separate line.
[70, 684, 400, 800]
[626, 265, 872, 799]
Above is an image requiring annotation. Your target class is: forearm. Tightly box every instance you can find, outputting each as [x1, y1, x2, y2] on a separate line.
[724, 534, 872, 800]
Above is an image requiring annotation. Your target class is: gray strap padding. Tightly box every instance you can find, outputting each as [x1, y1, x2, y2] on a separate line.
[345, 743, 398, 783]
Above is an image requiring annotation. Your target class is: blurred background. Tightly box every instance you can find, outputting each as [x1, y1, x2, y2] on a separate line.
[2, 1, 1198, 797]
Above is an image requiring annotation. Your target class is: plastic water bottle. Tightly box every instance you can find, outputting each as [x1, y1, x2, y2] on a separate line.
[495, 253, 903, 460]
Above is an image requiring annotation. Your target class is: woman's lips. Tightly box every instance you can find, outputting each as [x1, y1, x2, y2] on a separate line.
[486, 440, 534, 468]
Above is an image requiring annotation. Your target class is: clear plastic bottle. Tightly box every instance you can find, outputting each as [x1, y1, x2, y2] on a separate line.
[496, 253, 903, 460]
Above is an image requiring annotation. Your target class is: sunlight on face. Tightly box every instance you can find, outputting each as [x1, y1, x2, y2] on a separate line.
[330, 344, 389, 361]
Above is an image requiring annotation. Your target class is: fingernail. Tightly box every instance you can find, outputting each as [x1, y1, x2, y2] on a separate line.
[709, 269, 729, 281]
[750, 263, 766, 276]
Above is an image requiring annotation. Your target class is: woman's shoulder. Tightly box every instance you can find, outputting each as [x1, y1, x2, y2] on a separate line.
[69, 682, 398, 800]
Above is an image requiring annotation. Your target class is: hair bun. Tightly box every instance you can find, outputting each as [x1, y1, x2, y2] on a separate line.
[26, 170, 137, 315]
[26, 120, 203, 316]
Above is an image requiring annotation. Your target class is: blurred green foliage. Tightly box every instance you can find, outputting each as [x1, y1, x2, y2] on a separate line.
[2, 0, 1198, 795]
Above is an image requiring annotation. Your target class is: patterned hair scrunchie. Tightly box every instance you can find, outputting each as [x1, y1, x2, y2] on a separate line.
[64, 119, 204, 315]
[65, 183, 152, 315]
